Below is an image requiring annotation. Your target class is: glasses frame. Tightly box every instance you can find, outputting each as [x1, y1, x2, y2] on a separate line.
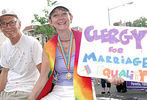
[0, 20, 17, 28]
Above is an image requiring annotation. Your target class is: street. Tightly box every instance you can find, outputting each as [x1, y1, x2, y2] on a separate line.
[94, 81, 147, 100]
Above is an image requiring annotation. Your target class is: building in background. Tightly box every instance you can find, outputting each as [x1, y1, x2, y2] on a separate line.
[113, 20, 132, 26]
[23, 25, 46, 46]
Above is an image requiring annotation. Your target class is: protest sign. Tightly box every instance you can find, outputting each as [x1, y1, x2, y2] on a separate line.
[77, 25, 147, 82]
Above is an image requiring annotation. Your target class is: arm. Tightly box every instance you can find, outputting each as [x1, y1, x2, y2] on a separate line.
[0, 68, 9, 92]
[95, 78, 99, 84]
[29, 49, 50, 100]
[106, 76, 124, 85]
[32, 39, 42, 73]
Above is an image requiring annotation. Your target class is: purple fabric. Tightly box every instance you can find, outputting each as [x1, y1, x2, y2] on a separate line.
[54, 47, 75, 86]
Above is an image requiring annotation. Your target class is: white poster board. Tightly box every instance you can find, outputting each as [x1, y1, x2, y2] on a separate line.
[77, 25, 147, 82]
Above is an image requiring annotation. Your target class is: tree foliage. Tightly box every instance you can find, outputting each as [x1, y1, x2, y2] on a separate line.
[131, 17, 147, 27]
[31, 0, 57, 45]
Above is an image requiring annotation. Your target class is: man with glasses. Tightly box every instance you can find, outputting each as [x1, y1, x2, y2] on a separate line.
[0, 9, 42, 100]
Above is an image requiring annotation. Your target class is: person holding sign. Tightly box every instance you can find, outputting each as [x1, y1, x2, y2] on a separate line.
[29, 4, 124, 100]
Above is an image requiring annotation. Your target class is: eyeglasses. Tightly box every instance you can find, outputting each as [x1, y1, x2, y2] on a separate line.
[0, 20, 17, 27]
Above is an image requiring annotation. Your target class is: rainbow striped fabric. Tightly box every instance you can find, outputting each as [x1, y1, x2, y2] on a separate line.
[37, 29, 93, 100]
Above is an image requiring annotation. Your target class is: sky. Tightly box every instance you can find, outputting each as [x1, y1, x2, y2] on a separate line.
[0, 0, 147, 30]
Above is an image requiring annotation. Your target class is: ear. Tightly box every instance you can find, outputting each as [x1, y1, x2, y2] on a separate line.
[18, 20, 21, 29]
[48, 19, 53, 26]
[70, 15, 73, 23]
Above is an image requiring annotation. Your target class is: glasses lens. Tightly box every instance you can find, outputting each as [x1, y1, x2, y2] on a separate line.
[9, 21, 16, 26]
[0, 22, 7, 27]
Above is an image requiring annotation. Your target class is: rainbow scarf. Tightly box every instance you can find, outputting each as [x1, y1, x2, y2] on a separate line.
[37, 29, 93, 100]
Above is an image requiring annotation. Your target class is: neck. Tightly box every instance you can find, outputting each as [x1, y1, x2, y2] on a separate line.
[57, 29, 71, 40]
[60, 39, 70, 42]
[10, 33, 22, 45]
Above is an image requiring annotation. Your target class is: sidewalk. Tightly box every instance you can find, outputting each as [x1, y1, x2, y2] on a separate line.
[94, 82, 147, 100]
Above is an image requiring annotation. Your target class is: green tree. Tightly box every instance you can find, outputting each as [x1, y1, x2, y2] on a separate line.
[131, 17, 147, 27]
[31, 0, 57, 46]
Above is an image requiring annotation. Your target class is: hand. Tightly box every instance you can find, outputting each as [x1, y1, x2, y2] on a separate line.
[107, 76, 124, 85]
[28, 94, 35, 100]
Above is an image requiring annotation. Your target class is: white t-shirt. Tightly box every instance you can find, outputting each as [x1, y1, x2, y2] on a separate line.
[0, 34, 42, 92]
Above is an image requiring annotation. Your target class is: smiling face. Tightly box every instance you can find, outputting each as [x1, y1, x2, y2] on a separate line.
[0, 15, 21, 40]
[48, 8, 73, 32]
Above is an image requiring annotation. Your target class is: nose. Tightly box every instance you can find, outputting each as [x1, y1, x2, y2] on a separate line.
[58, 14, 64, 19]
[58, 13, 67, 19]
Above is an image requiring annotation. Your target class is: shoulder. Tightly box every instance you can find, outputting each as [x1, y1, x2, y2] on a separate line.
[22, 34, 40, 44]
[0, 40, 10, 55]
[21, 34, 42, 50]
[45, 34, 58, 46]
[1, 39, 10, 49]
[23, 34, 36, 41]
